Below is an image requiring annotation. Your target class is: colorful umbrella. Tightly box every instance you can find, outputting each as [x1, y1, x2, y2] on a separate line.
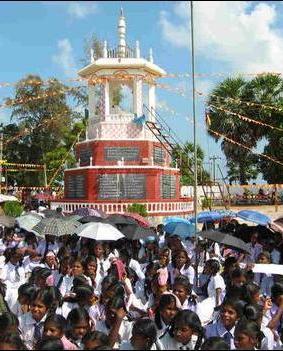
[122, 212, 150, 228]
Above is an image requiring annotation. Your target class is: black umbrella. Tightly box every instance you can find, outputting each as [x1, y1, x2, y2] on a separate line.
[124, 226, 157, 241]
[199, 230, 249, 253]
[79, 216, 109, 224]
[42, 209, 64, 218]
[107, 214, 137, 226]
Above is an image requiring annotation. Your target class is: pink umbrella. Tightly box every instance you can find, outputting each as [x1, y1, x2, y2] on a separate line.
[122, 212, 150, 228]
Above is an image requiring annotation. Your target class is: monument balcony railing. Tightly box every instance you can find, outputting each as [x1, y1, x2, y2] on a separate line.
[107, 45, 135, 58]
[89, 113, 135, 124]
[51, 199, 194, 215]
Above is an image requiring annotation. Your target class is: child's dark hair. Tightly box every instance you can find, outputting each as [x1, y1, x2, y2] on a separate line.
[72, 274, 89, 288]
[169, 310, 204, 350]
[174, 275, 193, 294]
[0, 333, 26, 350]
[243, 304, 263, 323]
[44, 314, 66, 333]
[220, 298, 244, 320]
[201, 336, 230, 350]
[58, 256, 73, 273]
[73, 285, 94, 303]
[82, 331, 109, 348]
[132, 318, 157, 349]
[172, 249, 191, 269]
[66, 307, 90, 330]
[271, 282, 283, 300]
[18, 283, 37, 303]
[107, 295, 127, 311]
[33, 287, 62, 314]
[155, 294, 178, 330]
[4, 247, 23, 265]
[0, 312, 19, 336]
[206, 259, 221, 275]
[234, 319, 263, 349]
[83, 255, 97, 270]
[245, 282, 260, 304]
[35, 336, 64, 350]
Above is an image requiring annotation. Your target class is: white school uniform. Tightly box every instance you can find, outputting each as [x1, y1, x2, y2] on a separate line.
[168, 264, 195, 286]
[207, 273, 226, 303]
[36, 240, 59, 256]
[19, 312, 47, 350]
[205, 320, 236, 350]
[53, 272, 74, 297]
[96, 318, 133, 349]
[1, 262, 26, 311]
[158, 332, 199, 350]
[154, 318, 169, 339]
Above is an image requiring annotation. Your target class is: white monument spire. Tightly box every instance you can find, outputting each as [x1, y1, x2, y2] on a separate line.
[118, 7, 126, 58]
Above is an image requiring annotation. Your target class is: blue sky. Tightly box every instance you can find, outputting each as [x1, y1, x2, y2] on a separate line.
[1, 1, 283, 181]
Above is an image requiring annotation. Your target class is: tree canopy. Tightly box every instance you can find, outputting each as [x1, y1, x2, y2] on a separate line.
[206, 73, 283, 184]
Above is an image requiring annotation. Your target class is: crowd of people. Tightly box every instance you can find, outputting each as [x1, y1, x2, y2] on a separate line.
[0, 211, 282, 350]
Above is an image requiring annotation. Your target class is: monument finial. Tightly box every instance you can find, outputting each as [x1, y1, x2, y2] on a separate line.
[118, 7, 126, 58]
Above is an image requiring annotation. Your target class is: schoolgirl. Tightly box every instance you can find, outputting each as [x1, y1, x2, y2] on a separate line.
[1, 247, 26, 312]
[41, 251, 59, 271]
[168, 249, 195, 287]
[95, 295, 133, 349]
[159, 309, 204, 350]
[12, 283, 36, 316]
[66, 307, 92, 349]
[154, 293, 179, 338]
[201, 336, 230, 350]
[70, 257, 92, 287]
[120, 318, 159, 350]
[205, 298, 244, 350]
[243, 303, 276, 350]
[92, 241, 111, 280]
[173, 275, 198, 312]
[83, 255, 101, 294]
[234, 320, 262, 350]
[43, 313, 78, 350]
[53, 256, 73, 298]
[18, 287, 60, 349]
[82, 331, 110, 350]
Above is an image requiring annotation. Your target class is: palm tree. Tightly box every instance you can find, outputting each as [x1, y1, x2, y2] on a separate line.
[172, 142, 210, 185]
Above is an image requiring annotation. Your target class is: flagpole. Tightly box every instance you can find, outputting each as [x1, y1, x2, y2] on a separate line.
[190, 1, 198, 235]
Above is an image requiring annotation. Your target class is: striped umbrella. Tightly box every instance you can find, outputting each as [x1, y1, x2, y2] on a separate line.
[16, 213, 43, 232]
[32, 217, 81, 237]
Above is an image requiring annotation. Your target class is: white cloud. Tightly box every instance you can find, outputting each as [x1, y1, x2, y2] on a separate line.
[52, 38, 77, 77]
[67, 1, 98, 19]
[159, 1, 283, 73]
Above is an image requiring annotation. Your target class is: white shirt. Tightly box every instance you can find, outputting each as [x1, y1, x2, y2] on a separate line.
[36, 240, 59, 257]
[129, 258, 145, 281]
[205, 320, 236, 350]
[53, 272, 74, 297]
[96, 318, 133, 349]
[19, 312, 47, 349]
[159, 331, 199, 350]
[207, 274, 226, 302]
[1, 262, 26, 287]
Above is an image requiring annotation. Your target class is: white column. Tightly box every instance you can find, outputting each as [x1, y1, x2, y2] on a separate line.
[133, 78, 143, 116]
[148, 84, 156, 121]
[104, 80, 110, 116]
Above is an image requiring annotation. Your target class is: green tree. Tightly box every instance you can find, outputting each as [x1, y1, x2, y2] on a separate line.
[206, 74, 283, 184]
[127, 203, 148, 217]
[172, 142, 210, 185]
[3, 75, 86, 186]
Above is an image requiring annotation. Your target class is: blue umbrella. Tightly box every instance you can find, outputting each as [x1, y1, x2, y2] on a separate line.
[237, 210, 271, 226]
[163, 217, 191, 225]
[188, 211, 223, 224]
[164, 220, 196, 239]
